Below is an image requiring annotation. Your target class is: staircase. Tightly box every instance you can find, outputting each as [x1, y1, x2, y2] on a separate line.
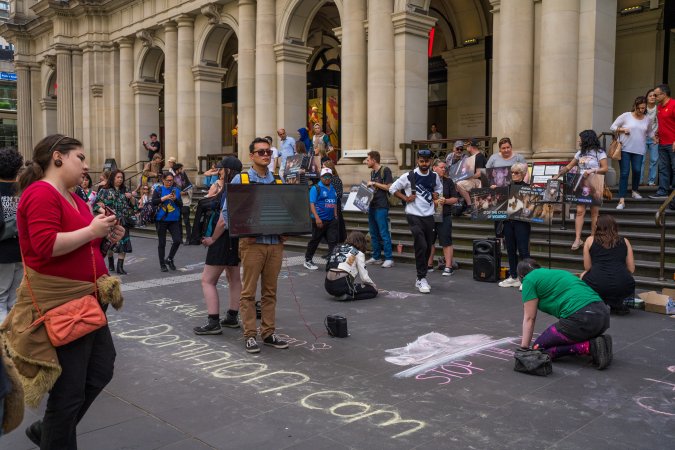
[131, 186, 675, 290]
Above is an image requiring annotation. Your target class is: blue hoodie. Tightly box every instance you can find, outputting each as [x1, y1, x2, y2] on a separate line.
[298, 127, 313, 153]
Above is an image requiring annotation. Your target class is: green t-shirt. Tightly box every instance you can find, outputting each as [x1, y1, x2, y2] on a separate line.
[521, 268, 602, 319]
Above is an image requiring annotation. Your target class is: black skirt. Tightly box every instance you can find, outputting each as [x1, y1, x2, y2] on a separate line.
[205, 230, 240, 267]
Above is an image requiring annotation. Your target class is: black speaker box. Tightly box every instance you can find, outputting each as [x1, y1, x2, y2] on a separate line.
[473, 238, 500, 282]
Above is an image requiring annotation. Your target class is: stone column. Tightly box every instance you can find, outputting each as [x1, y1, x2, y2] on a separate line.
[367, 0, 396, 163]
[164, 21, 178, 159]
[40, 98, 57, 136]
[238, 0, 256, 161]
[496, 0, 534, 158]
[193, 65, 227, 158]
[177, 15, 196, 168]
[255, 0, 276, 137]
[443, 46, 487, 138]
[56, 46, 74, 136]
[118, 38, 136, 169]
[15, 63, 32, 158]
[30, 64, 44, 146]
[132, 81, 164, 163]
[340, 0, 367, 152]
[535, 0, 580, 159]
[392, 11, 437, 151]
[72, 48, 83, 141]
[489, 0, 500, 144]
[274, 43, 313, 139]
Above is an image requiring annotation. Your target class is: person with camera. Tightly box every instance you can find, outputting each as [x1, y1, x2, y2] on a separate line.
[152, 171, 183, 272]
[142, 132, 161, 161]
[325, 231, 378, 301]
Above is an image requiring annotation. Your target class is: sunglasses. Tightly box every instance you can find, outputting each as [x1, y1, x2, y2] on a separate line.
[252, 149, 273, 157]
[512, 171, 523, 175]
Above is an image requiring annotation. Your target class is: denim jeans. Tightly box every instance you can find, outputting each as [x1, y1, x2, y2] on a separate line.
[618, 152, 644, 198]
[656, 144, 675, 195]
[368, 208, 392, 260]
[641, 138, 659, 184]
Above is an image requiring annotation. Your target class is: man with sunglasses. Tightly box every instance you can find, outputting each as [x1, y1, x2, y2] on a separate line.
[389, 149, 442, 293]
[221, 138, 289, 354]
[304, 168, 339, 270]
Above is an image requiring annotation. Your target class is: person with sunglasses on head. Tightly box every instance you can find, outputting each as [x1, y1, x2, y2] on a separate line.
[304, 167, 339, 270]
[221, 138, 289, 354]
[152, 171, 183, 272]
[498, 162, 531, 289]
[389, 149, 442, 293]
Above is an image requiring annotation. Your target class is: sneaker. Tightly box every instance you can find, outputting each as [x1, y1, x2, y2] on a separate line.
[193, 319, 222, 335]
[426, 266, 434, 273]
[245, 337, 260, 353]
[220, 311, 240, 328]
[442, 268, 454, 276]
[615, 202, 625, 210]
[498, 277, 521, 288]
[602, 334, 613, 366]
[589, 336, 610, 370]
[160, 264, 168, 272]
[381, 260, 394, 268]
[631, 191, 642, 199]
[648, 182, 656, 186]
[365, 258, 383, 265]
[263, 333, 289, 349]
[303, 260, 318, 270]
[25, 420, 42, 446]
[165, 258, 177, 270]
[415, 278, 431, 294]
[649, 193, 668, 199]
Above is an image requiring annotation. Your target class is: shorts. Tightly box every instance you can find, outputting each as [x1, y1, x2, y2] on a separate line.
[456, 178, 481, 192]
[433, 215, 453, 247]
[556, 301, 610, 342]
[205, 230, 240, 267]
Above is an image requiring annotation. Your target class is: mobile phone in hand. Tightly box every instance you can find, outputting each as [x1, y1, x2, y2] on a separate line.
[103, 206, 116, 218]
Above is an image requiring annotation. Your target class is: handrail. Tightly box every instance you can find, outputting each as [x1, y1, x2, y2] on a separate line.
[654, 190, 675, 281]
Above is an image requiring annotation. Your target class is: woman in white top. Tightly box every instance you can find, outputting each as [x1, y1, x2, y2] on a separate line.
[554, 130, 609, 251]
[325, 231, 378, 301]
[610, 96, 654, 209]
[642, 89, 659, 185]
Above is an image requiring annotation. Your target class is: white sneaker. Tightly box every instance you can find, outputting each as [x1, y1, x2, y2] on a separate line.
[365, 258, 383, 265]
[616, 202, 625, 210]
[381, 260, 394, 268]
[442, 268, 454, 276]
[415, 278, 431, 293]
[303, 260, 318, 270]
[498, 277, 521, 288]
[631, 191, 642, 199]
[519, 284, 523, 291]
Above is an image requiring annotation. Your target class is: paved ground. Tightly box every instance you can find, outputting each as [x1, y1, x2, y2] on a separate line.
[2, 236, 674, 450]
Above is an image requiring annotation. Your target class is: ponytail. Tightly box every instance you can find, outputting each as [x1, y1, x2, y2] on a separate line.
[18, 134, 83, 193]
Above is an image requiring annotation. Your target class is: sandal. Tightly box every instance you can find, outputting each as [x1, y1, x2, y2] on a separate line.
[571, 240, 583, 251]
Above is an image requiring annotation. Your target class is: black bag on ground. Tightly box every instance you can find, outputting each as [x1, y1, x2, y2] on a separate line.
[513, 348, 552, 376]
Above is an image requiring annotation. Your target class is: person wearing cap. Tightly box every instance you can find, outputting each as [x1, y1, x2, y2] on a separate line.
[456, 139, 487, 215]
[304, 167, 339, 270]
[142, 132, 161, 161]
[389, 149, 442, 293]
[166, 156, 177, 176]
[445, 140, 465, 167]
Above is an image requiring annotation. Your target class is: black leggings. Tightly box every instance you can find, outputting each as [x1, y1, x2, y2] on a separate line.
[325, 275, 378, 301]
[156, 220, 181, 262]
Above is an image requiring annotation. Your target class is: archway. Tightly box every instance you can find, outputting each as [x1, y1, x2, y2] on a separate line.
[136, 46, 165, 161]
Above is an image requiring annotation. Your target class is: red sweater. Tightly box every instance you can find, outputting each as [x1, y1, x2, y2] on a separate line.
[17, 181, 107, 282]
[657, 98, 675, 146]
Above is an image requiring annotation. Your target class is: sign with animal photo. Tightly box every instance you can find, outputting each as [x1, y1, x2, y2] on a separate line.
[470, 187, 509, 220]
[447, 156, 475, 182]
[507, 185, 555, 224]
[343, 183, 373, 213]
[564, 172, 604, 206]
[486, 167, 511, 188]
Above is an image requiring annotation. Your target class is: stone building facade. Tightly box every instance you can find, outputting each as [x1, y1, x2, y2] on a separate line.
[1, 0, 671, 182]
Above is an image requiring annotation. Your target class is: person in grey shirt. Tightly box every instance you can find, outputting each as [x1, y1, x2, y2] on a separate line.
[486, 137, 527, 169]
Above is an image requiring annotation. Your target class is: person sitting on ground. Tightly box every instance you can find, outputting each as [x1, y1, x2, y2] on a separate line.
[517, 258, 612, 370]
[581, 214, 635, 315]
[325, 231, 378, 301]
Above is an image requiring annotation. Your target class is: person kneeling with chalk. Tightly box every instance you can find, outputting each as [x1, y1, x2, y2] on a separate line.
[325, 231, 378, 301]
[517, 258, 612, 370]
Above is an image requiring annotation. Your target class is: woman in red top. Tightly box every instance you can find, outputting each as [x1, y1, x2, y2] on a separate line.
[16, 134, 124, 449]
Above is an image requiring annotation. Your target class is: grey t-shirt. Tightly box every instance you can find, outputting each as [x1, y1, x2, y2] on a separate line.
[486, 153, 526, 168]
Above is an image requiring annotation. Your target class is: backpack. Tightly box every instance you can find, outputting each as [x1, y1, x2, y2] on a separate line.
[0, 192, 18, 242]
[240, 172, 283, 185]
[326, 244, 353, 271]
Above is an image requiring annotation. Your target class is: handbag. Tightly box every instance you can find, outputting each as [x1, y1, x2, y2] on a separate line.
[25, 246, 107, 347]
[608, 134, 622, 161]
[513, 348, 552, 376]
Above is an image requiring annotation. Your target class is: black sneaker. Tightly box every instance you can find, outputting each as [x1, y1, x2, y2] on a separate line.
[263, 333, 289, 349]
[25, 420, 42, 446]
[193, 319, 222, 335]
[245, 337, 260, 353]
[589, 336, 610, 370]
[602, 334, 613, 366]
[165, 258, 177, 271]
[160, 264, 168, 272]
[220, 311, 240, 328]
[649, 193, 668, 199]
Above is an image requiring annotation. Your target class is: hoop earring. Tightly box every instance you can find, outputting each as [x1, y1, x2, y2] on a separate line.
[54, 160, 63, 167]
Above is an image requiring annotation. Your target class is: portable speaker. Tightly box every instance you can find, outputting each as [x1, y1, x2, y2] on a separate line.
[473, 238, 500, 282]
[325, 315, 348, 338]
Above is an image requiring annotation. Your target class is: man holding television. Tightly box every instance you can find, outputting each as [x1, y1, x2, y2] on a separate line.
[222, 137, 289, 354]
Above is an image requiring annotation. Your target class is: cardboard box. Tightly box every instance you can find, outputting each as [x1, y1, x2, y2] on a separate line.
[638, 288, 675, 315]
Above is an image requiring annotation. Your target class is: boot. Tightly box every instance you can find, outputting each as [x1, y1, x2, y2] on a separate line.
[116, 259, 128, 275]
[165, 258, 177, 271]
[108, 256, 115, 271]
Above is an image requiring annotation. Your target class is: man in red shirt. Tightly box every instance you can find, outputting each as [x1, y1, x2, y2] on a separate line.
[650, 84, 675, 198]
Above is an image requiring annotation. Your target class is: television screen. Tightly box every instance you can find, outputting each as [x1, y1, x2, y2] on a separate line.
[226, 184, 312, 237]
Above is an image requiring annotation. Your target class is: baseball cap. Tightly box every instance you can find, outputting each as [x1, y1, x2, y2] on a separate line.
[468, 139, 480, 147]
[320, 168, 333, 177]
[418, 149, 433, 158]
[216, 156, 243, 172]
[454, 140, 464, 149]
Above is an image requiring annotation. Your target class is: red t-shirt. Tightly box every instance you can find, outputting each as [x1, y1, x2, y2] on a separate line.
[657, 98, 675, 145]
[17, 181, 107, 282]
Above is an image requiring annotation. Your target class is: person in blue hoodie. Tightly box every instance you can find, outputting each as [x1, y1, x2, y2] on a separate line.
[152, 171, 183, 272]
[298, 127, 313, 154]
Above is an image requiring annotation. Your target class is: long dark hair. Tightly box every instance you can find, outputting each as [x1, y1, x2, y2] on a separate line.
[19, 134, 83, 192]
[345, 231, 368, 253]
[631, 96, 647, 112]
[578, 130, 602, 156]
[594, 214, 621, 249]
[104, 169, 126, 191]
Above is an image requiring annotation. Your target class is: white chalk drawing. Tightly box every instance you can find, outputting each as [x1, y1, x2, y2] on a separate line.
[380, 290, 422, 300]
[384, 332, 515, 378]
[636, 377, 675, 417]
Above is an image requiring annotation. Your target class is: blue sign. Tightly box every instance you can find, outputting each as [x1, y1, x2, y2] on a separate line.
[0, 72, 17, 81]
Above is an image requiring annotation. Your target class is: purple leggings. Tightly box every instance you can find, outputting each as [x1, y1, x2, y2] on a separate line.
[533, 325, 590, 360]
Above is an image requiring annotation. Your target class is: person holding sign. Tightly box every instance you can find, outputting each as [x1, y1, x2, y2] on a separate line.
[499, 163, 531, 288]
[553, 130, 608, 251]
[304, 168, 339, 271]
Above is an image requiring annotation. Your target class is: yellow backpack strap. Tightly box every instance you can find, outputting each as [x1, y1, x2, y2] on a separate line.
[273, 175, 283, 184]
[240, 172, 250, 184]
